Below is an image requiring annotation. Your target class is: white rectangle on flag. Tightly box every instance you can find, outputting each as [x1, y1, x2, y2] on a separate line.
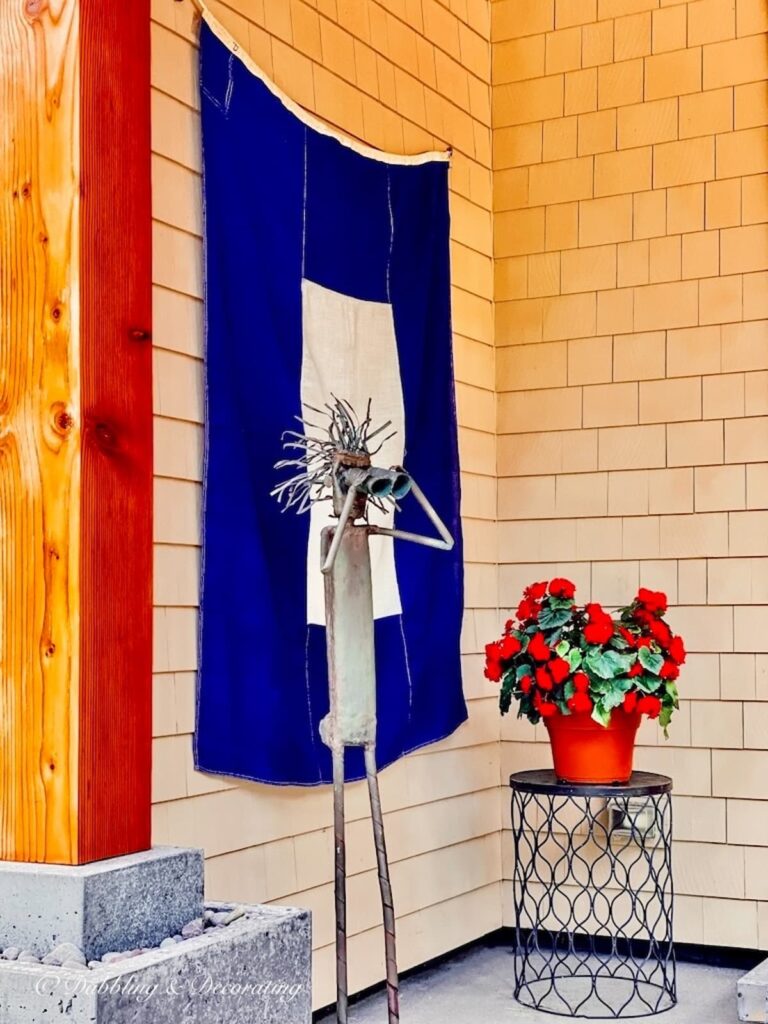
[300, 279, 405, 626]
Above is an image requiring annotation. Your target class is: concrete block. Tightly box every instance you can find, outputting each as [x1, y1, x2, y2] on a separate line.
[0, 846, 203, 960]
[739, 956, 768, 1021]
[0, 903, 311, 1023]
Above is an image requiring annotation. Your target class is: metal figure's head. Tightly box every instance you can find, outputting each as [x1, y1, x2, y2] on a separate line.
[271, 397, 412, 519]
[330, 451, 412, 517]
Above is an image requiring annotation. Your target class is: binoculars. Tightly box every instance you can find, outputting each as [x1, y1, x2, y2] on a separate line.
[338, 465, 412, 501]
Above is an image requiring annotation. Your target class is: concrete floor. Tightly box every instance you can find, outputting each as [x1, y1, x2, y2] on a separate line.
[317, 942, 743, 1023]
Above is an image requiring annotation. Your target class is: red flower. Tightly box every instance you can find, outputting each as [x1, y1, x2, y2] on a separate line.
[637, 694, 662, 719]
[567, 691, 593, 714]
[668, 635, 686, 665]
[628, 661, 643, 677]
[573, 671, 590, 693]
[519, 674, 533, 694]
[484, 641, 505, 682]
[498, 634, 522, 660]
[635, 635, 653, 648]
[504, 619, 515, 632]
[535, 665, 553, 691]
[528, 632, 551, 662]
[517, 597, 539, 622]
[623, 690, 638, 713]
[659, 660, 679, 680]
[484, 660, 502, 683]
[584, 602, 614, 645]
[539, 701, 558, 718]
[527, 581, 548, 600]
[650, 618, 672, 648]
[637, 588, 667, 614]
[619, 627, 636, 646]
[584, 620, 613, 644]
[549, 578, 576, 600]
[633, 606, 653, 626]
[549, 657, 570, 685]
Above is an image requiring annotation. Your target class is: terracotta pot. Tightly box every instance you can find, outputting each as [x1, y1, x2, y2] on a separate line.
[544, 707, 642, 784]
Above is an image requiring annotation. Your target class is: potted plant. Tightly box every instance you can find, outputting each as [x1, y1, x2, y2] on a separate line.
[484, 580, 685, 784]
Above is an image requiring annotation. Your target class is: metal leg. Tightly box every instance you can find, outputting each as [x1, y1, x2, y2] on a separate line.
[365, 744, 400, 1023]
[332, 744, 348, 1024]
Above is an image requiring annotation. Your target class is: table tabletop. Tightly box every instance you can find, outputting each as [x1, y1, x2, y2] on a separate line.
[509, 769, 673, 798]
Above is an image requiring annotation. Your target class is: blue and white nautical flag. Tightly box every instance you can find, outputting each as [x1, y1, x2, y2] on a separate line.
[195, 13, 466, 785]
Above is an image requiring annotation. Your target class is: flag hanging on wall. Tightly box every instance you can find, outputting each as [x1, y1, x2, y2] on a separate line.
[195, 12, 466, 785]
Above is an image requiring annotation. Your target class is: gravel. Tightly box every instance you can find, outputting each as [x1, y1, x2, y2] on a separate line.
[0, 906, 248, 972]
[42, 942, 86, 967]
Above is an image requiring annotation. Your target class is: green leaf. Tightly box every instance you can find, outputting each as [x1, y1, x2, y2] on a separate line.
[605, 649, 635, 673]
[591, 701, 612, 727]
[638, 646, 664, 675]
[563, 679, 576, 701]
[635, 674, 662, 694]
[664, 681, 679, 707]
[602, 677, 632, 710]
[567, 647, 583, 670]
[537, 606, 573, 630]
[585, 647, 634, 679]
[556, 639, 571, 657]
[659, 705, 673, 733]
[603, 689, 626, 710]
[499, 668, 516, 716]
[516, 663, 533, 681]
[585, 648, 612, 679]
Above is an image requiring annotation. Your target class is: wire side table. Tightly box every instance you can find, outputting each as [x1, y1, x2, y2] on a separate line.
[510, 770, 676, 1019]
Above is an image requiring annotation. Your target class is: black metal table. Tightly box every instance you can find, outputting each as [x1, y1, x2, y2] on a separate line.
[509, 770, 676, 1019]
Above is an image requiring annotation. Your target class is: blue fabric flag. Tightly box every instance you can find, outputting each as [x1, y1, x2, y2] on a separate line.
[195, 14, 467, 785]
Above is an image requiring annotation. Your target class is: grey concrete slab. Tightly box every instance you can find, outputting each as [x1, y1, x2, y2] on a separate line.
[0, 902, 311, 1023]
[317, 943, 743, 1023]
[0, 846, 203, 960]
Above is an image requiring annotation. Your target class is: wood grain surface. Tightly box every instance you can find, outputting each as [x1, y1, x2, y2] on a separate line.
[78, 0, 152, 864]
[0, 0, 152, 864]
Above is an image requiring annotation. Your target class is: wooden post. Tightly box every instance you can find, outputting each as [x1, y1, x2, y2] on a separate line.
[0, 0, 152, 864]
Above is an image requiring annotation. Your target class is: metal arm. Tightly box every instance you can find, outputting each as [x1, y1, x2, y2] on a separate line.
[368, 475, 454, 552]
[321, 485, 359, 575]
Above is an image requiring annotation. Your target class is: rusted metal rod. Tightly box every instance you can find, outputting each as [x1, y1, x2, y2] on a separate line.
[365, 745, 400, 1024]
[322, 485, 358, 576]
[332, 744, 349, 1024]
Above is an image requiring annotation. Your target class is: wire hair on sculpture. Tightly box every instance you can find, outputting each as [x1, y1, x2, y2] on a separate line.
[271, 396, 398, 516]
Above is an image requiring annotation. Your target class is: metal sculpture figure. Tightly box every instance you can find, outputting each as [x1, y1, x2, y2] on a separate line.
[272, 398, 454, 1024]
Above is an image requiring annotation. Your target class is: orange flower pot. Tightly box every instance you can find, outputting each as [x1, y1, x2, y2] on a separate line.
[544, 707, 642, 784]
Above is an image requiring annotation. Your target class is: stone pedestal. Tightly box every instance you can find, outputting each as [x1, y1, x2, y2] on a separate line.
[0, 847, 204, 961]
[0, 902, 311, 1023]
[739, 957, 768, 1021]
